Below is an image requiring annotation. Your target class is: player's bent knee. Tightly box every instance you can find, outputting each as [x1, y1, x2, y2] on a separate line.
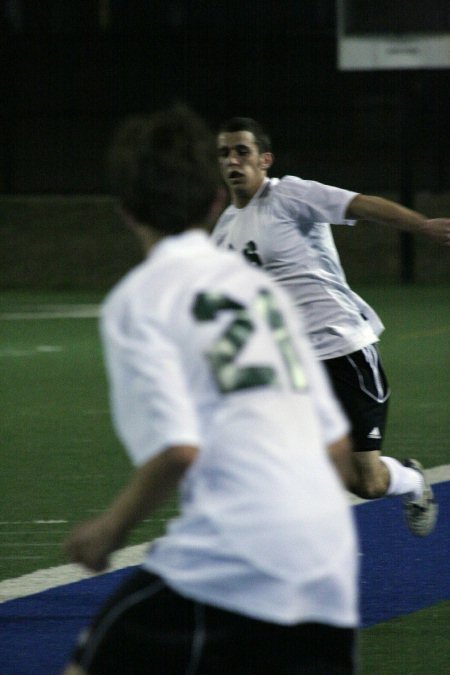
[349, 452, 389, 499]
[62, 663, 88, 675]
[354, 483, 386, 499]
[351, 473, 388, 499]
[349, 470, 388, 499]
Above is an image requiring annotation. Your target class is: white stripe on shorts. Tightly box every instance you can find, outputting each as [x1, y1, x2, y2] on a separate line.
[347, 345, 390, 403]
[79, 577, 207, 675]
[185, 602, 206, 675]
[79, 578, 165, 670]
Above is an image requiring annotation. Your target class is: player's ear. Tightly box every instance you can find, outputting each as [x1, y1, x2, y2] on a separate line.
[259, 152, 274, 171]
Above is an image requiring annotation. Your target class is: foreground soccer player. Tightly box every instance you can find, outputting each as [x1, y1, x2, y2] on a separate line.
[213, 117, 444, 536]
[62, 105, 359, 675]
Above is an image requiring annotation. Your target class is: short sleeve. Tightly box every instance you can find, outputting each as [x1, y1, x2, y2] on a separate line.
[101, 307, 200, 466]
[276, 176, 358, 225]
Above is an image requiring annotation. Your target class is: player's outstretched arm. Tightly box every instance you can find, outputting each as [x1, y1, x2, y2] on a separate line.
[63, 444, 198, 572]
[347, 194, 450, 246]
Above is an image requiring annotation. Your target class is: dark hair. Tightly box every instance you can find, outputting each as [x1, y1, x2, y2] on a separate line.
[218, 117, 272, 153]
[108, 104, 220, 234]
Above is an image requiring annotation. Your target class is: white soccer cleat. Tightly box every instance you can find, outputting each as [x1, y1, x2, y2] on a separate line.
[402, 459, 438, 537]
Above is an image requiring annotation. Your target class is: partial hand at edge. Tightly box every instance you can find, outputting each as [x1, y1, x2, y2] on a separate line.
[63, 513, 125, 573]
[421, 218, 450, 246]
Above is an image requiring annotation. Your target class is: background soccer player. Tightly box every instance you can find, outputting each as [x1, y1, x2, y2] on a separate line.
[213, 116, 447, 536]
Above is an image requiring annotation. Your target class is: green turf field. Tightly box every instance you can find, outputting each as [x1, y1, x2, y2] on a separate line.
[360, 601, 450, 675]
[0, 285, 449, 674]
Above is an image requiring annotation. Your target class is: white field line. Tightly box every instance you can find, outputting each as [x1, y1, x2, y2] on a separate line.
[0, 304, 100, 320]
[0, 544, 149, 603]
[0, 465, 449, 604]
[0, 543, 62, 548]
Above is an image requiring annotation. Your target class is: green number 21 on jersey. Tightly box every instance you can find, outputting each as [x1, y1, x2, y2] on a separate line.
[192, 289, 307, 393]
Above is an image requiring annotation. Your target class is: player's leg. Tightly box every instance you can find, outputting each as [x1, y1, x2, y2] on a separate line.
[62, 665, 87, 675]
[352, 451, 437, 535]
[323, 345, 437, 533]
[324, 344, 393, 498]
[350, 449, 422, 498]
[350, 449, 389, 498]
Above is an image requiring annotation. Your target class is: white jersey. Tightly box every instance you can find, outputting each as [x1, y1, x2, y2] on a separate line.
[101, 230, 358, 627]
[212, 176, 384, 359]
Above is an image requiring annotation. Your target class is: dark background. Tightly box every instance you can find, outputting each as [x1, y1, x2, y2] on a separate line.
[1, 0, 449, 195]
[0, 1, 449, 288]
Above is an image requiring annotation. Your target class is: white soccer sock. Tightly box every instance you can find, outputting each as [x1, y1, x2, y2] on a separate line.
[380, 456, 424, 501]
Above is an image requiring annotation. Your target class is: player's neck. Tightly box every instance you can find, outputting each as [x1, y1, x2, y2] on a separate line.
[232, 179, 266, 209]
[233, 194, 252, 209]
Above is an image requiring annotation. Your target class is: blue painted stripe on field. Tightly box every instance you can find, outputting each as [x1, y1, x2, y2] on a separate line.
[355, 480, 450, 626]
[0, 481, 449, 674]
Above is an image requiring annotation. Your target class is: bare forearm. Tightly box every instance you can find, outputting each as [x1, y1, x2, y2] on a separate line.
[64, 445, 198, 571]
[347, 194, 450, 245]
[347, 194, 426, 232]
[106, 445, 197, 538]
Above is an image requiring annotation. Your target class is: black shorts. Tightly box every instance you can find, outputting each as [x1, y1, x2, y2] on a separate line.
[72, 569, 357, 675]
[324, 344, 390, 452]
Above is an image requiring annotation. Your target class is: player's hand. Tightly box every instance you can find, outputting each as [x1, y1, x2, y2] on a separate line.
[63, 514, 123, 573]
[422, 219, 450, 246]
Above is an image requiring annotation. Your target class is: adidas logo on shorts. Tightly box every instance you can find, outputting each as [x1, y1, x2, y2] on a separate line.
[367, 427, 382, 440]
